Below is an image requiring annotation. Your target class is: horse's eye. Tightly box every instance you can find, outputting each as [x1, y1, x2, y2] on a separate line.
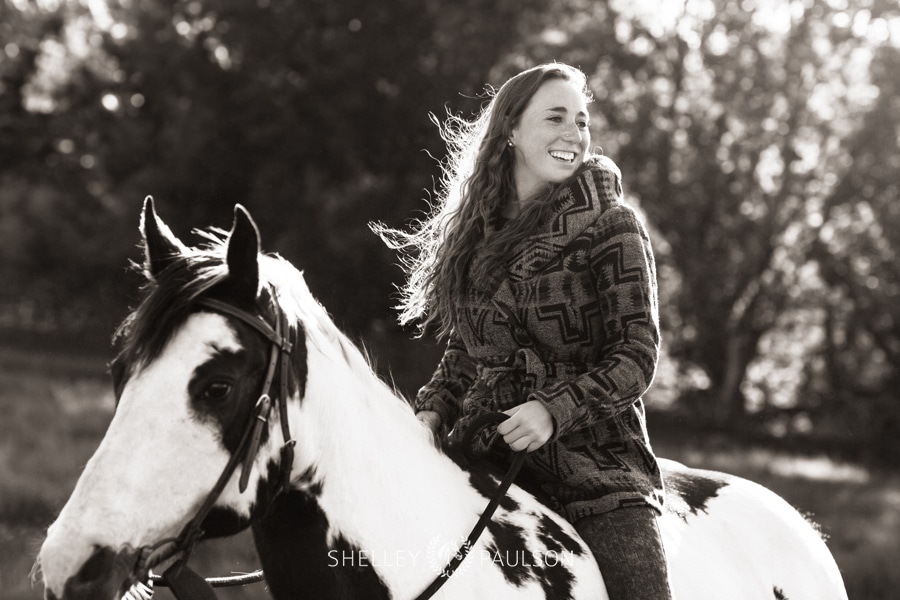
[203, 382, 233, 401]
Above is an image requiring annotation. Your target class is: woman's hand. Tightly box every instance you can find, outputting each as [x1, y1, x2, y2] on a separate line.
[498, 401, 554, 452]
[416, 410, 442, 433]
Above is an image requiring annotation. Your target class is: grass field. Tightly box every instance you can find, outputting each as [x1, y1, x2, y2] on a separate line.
[2, 345, 896, 600]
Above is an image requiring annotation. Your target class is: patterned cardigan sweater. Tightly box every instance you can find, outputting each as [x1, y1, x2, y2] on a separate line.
[415, 155, 665, 521]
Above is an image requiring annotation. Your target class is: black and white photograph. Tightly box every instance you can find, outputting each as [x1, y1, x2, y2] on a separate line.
[1, 0, 898, 599]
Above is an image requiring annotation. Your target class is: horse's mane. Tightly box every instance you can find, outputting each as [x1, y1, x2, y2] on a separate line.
[113, 229, 317, 370]
[113, 230, 232, 373]
[111, 228, 397, 407]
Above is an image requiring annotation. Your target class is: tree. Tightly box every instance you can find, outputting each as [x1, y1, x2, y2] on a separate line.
[512, 0, 898, 429]
[1, 0, 555, 336]
[806, 42, 900, 455]
[3, 0, 898, 453]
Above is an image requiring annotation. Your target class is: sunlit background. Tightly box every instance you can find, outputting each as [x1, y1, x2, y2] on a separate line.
[1, 0, 898, 598]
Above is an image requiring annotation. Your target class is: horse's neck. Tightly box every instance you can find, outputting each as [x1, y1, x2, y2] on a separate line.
[292, 342, 485, 592]
[309, 361, 482, 539]
[252, 490, 392, 600]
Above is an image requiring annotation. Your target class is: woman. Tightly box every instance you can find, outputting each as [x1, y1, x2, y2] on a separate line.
[381, 63, 673, 599]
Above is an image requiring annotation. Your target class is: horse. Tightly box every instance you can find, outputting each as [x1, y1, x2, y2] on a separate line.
[36, 199, 848, 600]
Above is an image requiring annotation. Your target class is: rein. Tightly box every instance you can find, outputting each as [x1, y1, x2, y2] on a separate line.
[128, 297, 294, 600]
[127, 298, 524, 600]
[412, 412, 525, 600]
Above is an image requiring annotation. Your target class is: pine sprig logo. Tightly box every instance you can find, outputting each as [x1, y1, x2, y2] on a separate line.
[425, 535, 474, 578]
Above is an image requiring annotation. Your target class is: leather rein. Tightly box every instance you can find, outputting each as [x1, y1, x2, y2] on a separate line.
[124, 297, 524, 600]
[127, 297, 294, 600]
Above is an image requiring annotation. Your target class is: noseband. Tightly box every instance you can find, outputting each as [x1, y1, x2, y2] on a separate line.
[129, 297, 295, 599]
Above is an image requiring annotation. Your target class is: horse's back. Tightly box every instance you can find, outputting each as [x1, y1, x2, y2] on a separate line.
[658, 458, 848, 600]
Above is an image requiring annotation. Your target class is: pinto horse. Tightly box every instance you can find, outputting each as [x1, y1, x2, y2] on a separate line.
[37, 200, 847, 600]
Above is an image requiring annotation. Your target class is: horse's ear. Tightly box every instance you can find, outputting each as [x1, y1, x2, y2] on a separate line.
[225, 204, 261, 306]
[141, 196, 187, 280]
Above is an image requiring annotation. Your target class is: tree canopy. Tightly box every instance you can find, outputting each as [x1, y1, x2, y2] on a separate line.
[2, 0, 898, 460]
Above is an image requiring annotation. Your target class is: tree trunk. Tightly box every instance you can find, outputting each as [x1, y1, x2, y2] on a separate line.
[717, 333, 748, 425]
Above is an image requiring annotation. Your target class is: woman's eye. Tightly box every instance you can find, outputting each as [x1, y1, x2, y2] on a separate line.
[203, 382, 233, 401]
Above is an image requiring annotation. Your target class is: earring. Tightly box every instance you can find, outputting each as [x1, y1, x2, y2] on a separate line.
[507, 140, 514, 147]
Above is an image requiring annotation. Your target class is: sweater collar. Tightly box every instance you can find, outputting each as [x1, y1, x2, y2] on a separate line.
[505, 155, 622, 281]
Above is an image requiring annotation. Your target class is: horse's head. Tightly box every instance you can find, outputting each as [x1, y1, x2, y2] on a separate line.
[38, 199, 312, 600]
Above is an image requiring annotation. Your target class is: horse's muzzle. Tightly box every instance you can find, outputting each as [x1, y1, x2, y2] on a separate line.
[50, 545, 142, 600]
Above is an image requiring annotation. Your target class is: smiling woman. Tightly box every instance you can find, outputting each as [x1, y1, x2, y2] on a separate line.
[375, 63, 680, 599]
[375, 63, 600, 341]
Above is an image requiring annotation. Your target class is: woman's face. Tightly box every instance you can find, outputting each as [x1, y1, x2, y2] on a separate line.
[509, 78, 591, 201]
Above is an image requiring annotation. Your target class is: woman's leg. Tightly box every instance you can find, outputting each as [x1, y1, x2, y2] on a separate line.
[575, 506, 674, 600]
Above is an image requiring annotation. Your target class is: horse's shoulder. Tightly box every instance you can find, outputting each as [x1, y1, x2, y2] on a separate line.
[658, 458, 733, 521]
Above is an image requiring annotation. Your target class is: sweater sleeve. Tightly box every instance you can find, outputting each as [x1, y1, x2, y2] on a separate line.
[413, 331, 478, 427]
[530, 203, 661, 439]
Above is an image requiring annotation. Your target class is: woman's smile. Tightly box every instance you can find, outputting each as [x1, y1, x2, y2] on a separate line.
[509, 78, 591, 200]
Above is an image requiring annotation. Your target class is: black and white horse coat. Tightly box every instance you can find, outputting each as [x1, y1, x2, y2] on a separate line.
[37, 201, 847, 600]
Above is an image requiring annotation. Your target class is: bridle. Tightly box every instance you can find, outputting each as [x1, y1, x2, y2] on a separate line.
[123, 296, 525, 600]
[128, 296, 296, 600]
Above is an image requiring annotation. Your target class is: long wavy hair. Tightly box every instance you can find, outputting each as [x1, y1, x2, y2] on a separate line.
[377, 63, 594, 339]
